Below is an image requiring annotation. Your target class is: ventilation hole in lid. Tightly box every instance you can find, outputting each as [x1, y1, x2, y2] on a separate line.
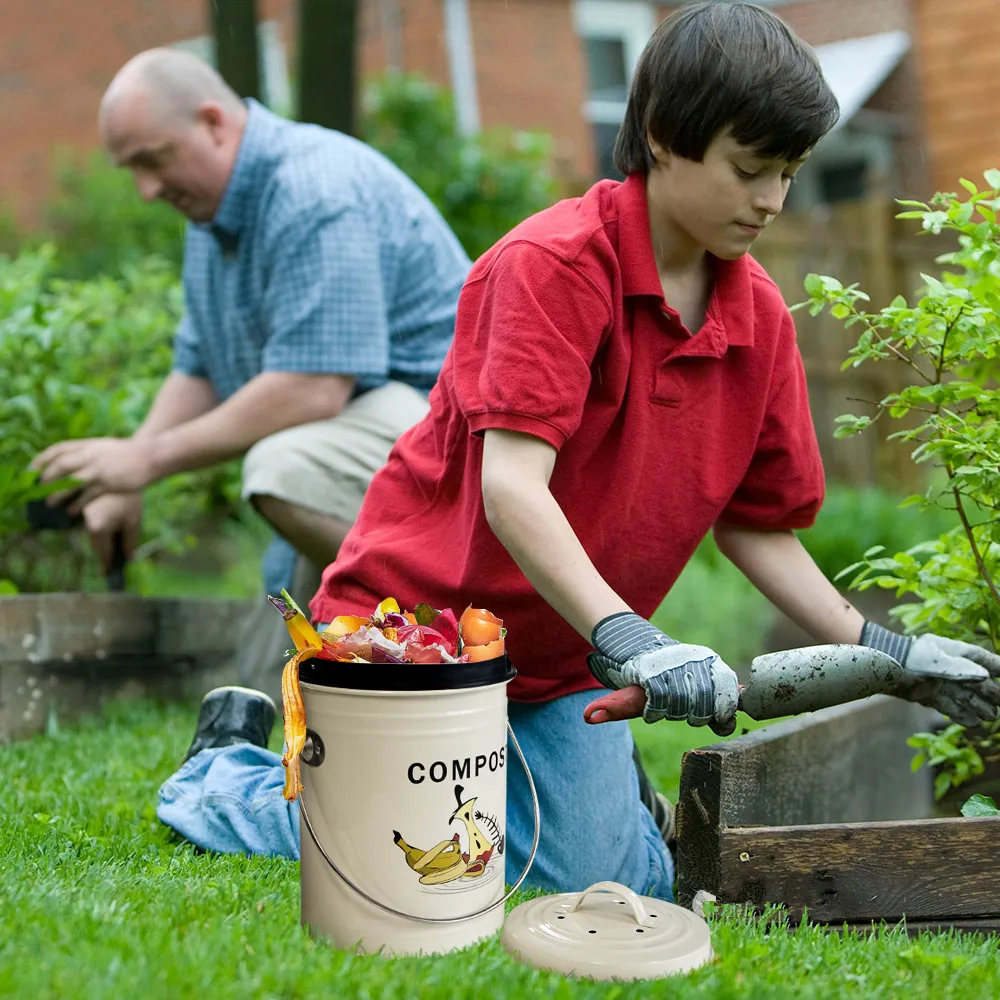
[556, 915, 565, 920]
[636, 928, 645, 933]
[650, 913, 657, 918]
[588, 929, 597, 934]
[617, 900, 626, 905]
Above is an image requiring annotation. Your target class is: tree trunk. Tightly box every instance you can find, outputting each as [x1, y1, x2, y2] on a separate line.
[298, 0, 359, 135]
[210, 0, 262, 101]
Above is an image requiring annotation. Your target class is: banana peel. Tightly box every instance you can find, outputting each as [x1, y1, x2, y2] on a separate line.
[268, 590, 323, 801]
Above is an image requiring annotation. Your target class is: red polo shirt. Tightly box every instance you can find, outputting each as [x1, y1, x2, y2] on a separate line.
[311, 174, 825, 702]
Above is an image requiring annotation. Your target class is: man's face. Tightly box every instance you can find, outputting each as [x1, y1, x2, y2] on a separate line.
[101, 93, 235, 223]
[646, 131, 809, 260]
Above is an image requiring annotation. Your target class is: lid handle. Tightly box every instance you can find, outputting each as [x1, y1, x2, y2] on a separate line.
[564, 881, 656, 928]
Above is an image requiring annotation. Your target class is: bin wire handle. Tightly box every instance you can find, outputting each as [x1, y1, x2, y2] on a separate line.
[298, 721, 540, 924]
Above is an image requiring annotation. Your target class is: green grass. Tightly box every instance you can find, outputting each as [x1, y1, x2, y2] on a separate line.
[3, 701, 998, 999]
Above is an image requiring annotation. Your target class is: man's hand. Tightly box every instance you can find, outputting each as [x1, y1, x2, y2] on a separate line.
[33, 438, 156, 509]
[861, 622, 1000, 727]
[82, 493, 143, 574]
[583, 612, 740, 735]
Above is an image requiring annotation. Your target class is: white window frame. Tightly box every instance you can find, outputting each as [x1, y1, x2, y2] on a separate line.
[572, 1, 657, 126]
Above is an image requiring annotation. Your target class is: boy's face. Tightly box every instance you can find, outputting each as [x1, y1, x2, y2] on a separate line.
[646, 132, 808, 260]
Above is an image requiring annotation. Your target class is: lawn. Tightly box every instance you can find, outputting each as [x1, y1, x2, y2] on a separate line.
[2, 698, 998, 999]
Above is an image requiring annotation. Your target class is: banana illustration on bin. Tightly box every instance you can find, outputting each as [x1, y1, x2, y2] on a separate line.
[393, 784, 504, 886]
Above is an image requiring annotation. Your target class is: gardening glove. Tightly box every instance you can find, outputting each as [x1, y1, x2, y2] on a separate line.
[860, 621, 1000, 728]
[587, 612, 740, 735]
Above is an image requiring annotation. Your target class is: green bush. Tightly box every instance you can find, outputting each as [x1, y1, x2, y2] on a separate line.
[797, 483, 955, 583]
[362, 74, 558, 260]
[44, 150, 186, 279]
[0, 248, 241, 593]
[802, 170, 1000, 795]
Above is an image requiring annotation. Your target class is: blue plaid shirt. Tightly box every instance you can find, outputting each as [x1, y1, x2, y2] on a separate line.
[174, 100, 471, 400]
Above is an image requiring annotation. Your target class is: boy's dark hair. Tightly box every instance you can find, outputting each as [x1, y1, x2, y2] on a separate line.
[614, 1, 840, 175]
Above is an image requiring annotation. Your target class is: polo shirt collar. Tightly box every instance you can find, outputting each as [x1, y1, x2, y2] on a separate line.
[209, 99, 283, 246]
[614, 172, 755, 348]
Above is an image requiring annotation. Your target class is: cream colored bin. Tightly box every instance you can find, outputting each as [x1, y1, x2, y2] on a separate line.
[298, 655, 538, 956]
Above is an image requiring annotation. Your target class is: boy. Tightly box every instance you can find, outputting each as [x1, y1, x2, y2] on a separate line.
[159, 2, 1000, 899]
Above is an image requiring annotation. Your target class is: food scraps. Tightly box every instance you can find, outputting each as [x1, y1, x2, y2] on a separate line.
[267, 592, 506, 801]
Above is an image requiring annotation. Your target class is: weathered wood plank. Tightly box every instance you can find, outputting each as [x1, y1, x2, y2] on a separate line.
[676, 696, 942, 910]
[717, 818, 1000, 923]
[0, 596, 253, 742]
[699, 697, 937, 829]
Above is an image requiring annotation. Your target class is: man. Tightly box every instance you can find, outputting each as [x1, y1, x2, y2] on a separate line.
[34, 48, 472, 701]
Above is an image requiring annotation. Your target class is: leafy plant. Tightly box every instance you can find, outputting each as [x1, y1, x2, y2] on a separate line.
[362, 73, 557, 260]
[800, 169, 1000, 791]
[0, 248, 241, 592]
[796, 484, 954, 583]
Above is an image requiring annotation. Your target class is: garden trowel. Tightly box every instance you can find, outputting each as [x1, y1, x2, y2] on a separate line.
[737, 643, 907, 720]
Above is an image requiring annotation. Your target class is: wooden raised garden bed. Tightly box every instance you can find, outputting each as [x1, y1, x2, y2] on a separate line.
[0, 594, 251, 743]
[676, 696, 1000, 934]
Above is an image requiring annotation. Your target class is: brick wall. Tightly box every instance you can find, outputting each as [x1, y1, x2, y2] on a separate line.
[0, 0, 296, 226]
[1, 0, 590, 224]
[912, 0, 1000, 193]
[468, 0, 594, 181]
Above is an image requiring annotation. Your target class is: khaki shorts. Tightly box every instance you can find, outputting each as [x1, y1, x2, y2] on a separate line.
[241, 380, 431, 523]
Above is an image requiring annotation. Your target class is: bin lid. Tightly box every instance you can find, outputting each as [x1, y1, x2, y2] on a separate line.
[298, 653, 515, 692]
[501, 881, 713, 981]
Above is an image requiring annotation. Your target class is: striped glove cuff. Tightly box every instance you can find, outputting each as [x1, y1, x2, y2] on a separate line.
[591, 612, 677, 662]
[859, 620, 912, 666]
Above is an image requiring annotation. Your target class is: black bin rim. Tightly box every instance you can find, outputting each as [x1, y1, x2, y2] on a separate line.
[297, 653, 515, 692]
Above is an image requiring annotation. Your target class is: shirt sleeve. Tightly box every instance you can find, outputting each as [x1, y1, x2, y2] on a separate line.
[719, 343, 826, 531]
[259, 205, 389, 380]
[171, 314, 208, 379]
[452, 242, 612, 450]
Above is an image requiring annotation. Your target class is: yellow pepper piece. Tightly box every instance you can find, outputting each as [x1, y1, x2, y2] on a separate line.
[374, 596, 400, 621]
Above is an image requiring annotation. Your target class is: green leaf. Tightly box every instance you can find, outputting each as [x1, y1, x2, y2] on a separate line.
[934, 770, 954, 801]
[984, 168, 1000, 192]
[0, 579, 18, 595]
[413, 602, 441, 626]
[803, 273, 825, 297]
[959, 177, 979, 196]
[960, 794, 1000, 817]
[910, 752, 927, 773]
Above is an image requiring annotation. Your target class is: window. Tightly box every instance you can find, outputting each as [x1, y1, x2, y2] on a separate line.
[573, 1, 657, 178]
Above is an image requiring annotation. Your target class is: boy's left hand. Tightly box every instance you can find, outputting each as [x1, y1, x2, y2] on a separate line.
[861, 623, 1000, 727]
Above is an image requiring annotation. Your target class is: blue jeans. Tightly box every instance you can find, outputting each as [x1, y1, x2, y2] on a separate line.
[157, 690, 675, 900]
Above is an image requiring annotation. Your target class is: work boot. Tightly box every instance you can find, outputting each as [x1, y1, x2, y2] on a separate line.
[182, 686, 277, 764]
[632, 743, 676, 845]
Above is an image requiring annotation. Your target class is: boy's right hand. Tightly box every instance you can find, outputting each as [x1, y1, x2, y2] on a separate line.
[585, 612, 739, 734]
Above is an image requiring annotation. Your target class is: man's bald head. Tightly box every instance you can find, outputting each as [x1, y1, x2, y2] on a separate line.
[100, 48, 248, 222]
[101, 48, 243, 130]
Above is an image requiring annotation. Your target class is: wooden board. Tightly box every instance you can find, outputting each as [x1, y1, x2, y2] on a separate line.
[0, 595, 252, 742]
[673, 695, 989, 925]
[718, 818, 1000, 923]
